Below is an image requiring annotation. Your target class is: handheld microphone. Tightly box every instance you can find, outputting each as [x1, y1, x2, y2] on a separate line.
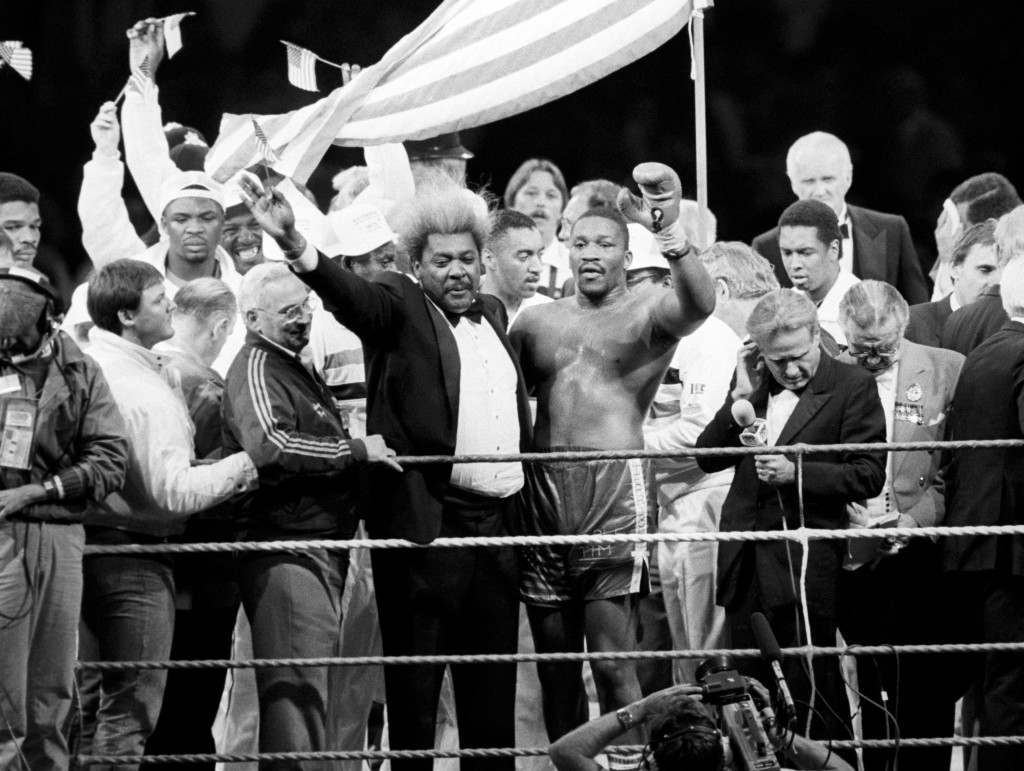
[731, 399, 767, 447]
[750, 612, 796, 725]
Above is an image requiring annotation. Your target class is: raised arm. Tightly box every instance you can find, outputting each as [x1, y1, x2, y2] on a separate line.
[618, 163, 716, 338]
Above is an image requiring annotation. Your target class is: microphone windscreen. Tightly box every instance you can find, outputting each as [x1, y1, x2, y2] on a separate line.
[731, 399, 757, 428]
[751, 612, 783, 661]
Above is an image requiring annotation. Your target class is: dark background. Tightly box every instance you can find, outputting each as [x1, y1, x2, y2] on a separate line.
[1, 0, 1020, 300]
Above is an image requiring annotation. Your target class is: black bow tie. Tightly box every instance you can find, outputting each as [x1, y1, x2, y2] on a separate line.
[768, 379, 805, 397]
[839, 222, 850, 239]
[443, 297, 485, 326]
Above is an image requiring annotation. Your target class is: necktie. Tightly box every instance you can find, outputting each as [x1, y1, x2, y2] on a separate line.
[839, 222, 850, 239]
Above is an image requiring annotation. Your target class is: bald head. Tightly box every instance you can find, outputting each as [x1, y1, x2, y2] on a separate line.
[785, 132, 853, 218]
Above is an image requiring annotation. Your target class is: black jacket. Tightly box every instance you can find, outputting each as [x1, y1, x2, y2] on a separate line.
[296, 254, 533, 543]
[941, 284, 1007, 356]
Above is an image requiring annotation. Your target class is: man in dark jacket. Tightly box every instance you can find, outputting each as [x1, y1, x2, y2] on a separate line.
[238, 176, 532, 771]
[696, 288, 886, 747]
[0, 266, 128, 770]
[943, 256, 1024, 771]
[222, 261, 398, 761]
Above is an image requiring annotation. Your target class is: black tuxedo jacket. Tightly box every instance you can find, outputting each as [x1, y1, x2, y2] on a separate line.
[944, 321, 1024, 575]
[297, 255, 533, 543]
[752, 204, 929, 305]
[695, 354, 886, 618]
[941, 284, 1007, 357]
[906, 294, 955, 348]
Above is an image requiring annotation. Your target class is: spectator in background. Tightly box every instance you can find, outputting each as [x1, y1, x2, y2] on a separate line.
[752, 131, 928, 304]
[222, 261, 400, 762]
[644, 243, 778, 686]
[505, 158, 570, 297]
[330, 166, 371, 211]
[0, 172, 41, 269]
[906, 221, 998, 347]
[0, 267, 127, 771]
[480, 209, 552, 328]
[776, 199, 859, 348]
[943, 256, 1024, 771]
[931, 173, 1020, 299]
[943, 206, 1024, 355]
[405, 132, 474, 188]
[836, 280, 964, 771]
[79, 259, 257, 764]
[145, 278, 242, 767]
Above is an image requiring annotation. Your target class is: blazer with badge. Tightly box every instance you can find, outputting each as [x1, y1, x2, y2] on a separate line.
[943, 320, 1024, 574]
[840, 340, 964, 532]
[695, 353, 886, 618]
[752, 204, 929, 305]
[294, 252, 534, 544]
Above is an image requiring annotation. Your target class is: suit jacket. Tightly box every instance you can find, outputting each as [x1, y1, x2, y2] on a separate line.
[696, 354, 886, 618]
[296, 255, 534, 543]
[752, 204, 929, 304]
[940, 284, 1007, 356]
[838, 341, 964, 552]
[943, 321, 1024, 575]
[905, 294, 955, 349]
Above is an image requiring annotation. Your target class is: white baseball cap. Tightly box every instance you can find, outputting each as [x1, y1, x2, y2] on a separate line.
[158, 170, 225, 215]
[324, 203, 398, 257]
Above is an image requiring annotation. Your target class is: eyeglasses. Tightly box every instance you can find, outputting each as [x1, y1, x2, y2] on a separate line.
[255, 296, 313, 323]
[847, 342, 899, 361]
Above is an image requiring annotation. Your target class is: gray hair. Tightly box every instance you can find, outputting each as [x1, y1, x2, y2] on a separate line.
[1001, 256, 1024, 318]
[702, 242, 779, 300]
[392, 183, 490, 265]
[838, 280, 908, 333]
[173, 277, 237, 324]
[995, 205, 1024, 266]
[746, 289, 819, 345]
[238, 262, 303, 314]
[786, 131, 852, 180]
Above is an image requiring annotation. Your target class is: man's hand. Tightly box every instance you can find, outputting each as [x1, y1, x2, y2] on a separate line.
[126, 18, 165, 77]
[634, 684, 704, 723]
[880, 512, 917, 555]
[237, 174, 304, 251]
[363, 435, 403, 473]
[616, 162, 683, 234]
[341, 63, 362, 86]
[732, 339, 764, 401]
[755, 454, 795, 486]
[0, 484, 46, 520]
[90, 102, 121, 157]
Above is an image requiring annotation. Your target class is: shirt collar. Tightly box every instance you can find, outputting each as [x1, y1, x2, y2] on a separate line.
[88, 327, 170, 373]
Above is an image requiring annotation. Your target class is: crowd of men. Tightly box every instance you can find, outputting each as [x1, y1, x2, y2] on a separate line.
[3, 17, 1024, 771]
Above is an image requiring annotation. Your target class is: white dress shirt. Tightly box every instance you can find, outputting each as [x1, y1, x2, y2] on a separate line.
[838, 207, 855, 275]
[440, 309, 524, 497]
[809, 270, 861, 347]
[864, 363, 898, 523]
[766, 389, 801, 447]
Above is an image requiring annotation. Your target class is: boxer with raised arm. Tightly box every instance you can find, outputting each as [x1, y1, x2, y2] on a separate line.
[509, 163, 716, 754]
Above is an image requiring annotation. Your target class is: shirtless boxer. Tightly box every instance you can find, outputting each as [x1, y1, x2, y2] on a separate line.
[509, 163, 716, 747]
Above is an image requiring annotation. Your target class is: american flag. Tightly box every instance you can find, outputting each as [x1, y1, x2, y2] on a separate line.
[251, 118, 279, 165]
[283, 41, 318, 92]
[206, 0, 693, 184]
[0, 41, 33, 81]
[162, 12, 195, 58]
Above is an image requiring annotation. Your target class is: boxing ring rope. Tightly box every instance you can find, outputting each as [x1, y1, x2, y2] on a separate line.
[75, 437, 1024, 765]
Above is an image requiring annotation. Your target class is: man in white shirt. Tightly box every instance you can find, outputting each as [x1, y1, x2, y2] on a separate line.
[836, 280, 964, 771]
[777, 199, 860, 348]
[80, 258, 257, 765]
[480, 210, 553, 328]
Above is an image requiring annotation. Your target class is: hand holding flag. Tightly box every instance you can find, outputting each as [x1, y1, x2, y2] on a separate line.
[126, 18, 165, 80]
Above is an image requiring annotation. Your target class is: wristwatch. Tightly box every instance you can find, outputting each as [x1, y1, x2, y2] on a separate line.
[616, 706, 639, 731]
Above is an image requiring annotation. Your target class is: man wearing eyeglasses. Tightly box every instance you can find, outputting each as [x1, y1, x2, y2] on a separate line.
[222, 261, 400, 760]
[836, 280, 964, 771]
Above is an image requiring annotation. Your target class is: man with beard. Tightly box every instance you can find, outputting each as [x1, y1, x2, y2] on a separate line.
[222, 262, 399, 759]
[480, 210, 552, 328]
[509, 163, 715, 764]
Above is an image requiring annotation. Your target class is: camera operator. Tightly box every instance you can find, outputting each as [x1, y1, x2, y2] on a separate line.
[549, 679, 852, 771]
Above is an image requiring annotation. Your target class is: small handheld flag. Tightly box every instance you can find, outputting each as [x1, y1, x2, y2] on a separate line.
[162, 12, 195, 58]
[0, 41, 33, 81]
[283, 41, 318, 92]
[251, 117, 279, 189]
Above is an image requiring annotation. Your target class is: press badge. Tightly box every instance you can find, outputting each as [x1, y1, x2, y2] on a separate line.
[0, 396, 39, 471]
[895, 401, 925, 426]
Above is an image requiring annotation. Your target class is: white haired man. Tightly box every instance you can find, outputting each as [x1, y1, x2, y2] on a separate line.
[836, 280, 964, 771]
[752, 131, 928, 304]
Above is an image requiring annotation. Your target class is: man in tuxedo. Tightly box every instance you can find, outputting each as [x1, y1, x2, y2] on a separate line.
[943, 256, 1024, 771]
[836, 280, 965, 771]
[752, 132, 928, 304]
[239, 177, 531, 771]
[695, 289, 886, 746]
[906, 221, 998, 347]
[943, 205, 1024, 356]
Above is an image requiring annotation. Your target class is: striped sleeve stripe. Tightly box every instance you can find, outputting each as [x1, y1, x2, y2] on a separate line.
[246, 349, 352, 459]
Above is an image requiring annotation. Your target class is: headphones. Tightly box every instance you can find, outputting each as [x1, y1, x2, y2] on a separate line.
[643, 721, 730, 771]
[0, 266, 64, 357]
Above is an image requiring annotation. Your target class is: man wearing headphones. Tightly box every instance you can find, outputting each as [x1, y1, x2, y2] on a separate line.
[0, 266, 129, 770]
[548, 681, 853, 771]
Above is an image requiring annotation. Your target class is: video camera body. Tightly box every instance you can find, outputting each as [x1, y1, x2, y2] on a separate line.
[695, 655, 783, 771]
